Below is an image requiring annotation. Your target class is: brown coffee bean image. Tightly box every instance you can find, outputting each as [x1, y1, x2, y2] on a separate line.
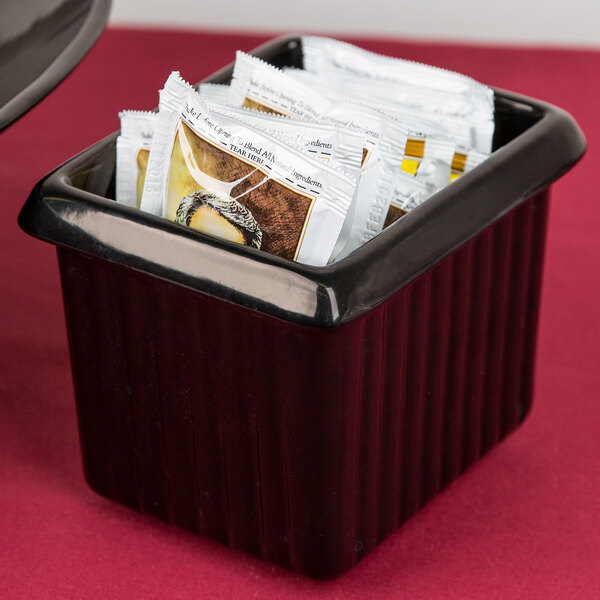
[175, 190, 262, 249]
[383, 204, 407, 229]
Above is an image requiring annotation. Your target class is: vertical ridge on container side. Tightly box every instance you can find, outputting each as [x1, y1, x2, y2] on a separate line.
[462, 227, 494, 469]
[357, 307, 386, 555]
[481, 212, 515, 454]
[254, 316, 289, 567]
[442, 241, 474, 487]
[400, 272, 432, 521]
[265, 318, 297, 570]
[377, 292, 410, 540]
[518, 192, 550, 423]
[93, 257, 137, 509]
[189, 295, 231, 544]
[221, 305, 263, 556]
[500, 198, 535, 434]
[119, 270, 168, 522]
[154, 284, 200, 530]
[421, 254, 454, 505]
[340, 317, 368, 574]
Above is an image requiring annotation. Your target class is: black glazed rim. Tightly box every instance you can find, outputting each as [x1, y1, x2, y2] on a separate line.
[0, 0, 112, 132]
[18, 35, 587, 328]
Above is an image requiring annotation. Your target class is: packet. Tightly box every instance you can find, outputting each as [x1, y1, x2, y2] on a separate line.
[284, 66, 490, 122]
[299, 37, 495, 152]
[229, 51, 331, 119]
[332, 132, 403, 260]
[383, 170, 440, 230]
[284, 66, 492, 154]
[197, 82, 232, 104]
[229, 53, 455, 258]
[140, 72, 356, 266]
[449, 147, 488, 182]
[301, 36, 494, 108]
[207, 102, 363, 180]
[116, 111, 157, 208]
[230, 51, 456, 181]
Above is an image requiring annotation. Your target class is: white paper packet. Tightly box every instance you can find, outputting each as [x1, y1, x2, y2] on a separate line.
[383, 171, 440, 230]
[116, 111, 157, 208]
[197, 82, 232, 104]
[301, 36, 494, 107]
[229, 51, 332, 119]
[284, 66, 492, 154]
[228, 53, 456, 259]
[207, 102, 363, 181]
[284, 65, 490, 122]
[332, 141, 402, 261]
[140, 72, 356, 266]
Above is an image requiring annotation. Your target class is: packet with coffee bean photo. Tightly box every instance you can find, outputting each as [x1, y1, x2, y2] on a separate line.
[140, 72, 356, 266]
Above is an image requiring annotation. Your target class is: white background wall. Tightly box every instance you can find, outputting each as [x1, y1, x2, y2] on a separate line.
[109, 0, 600, 47]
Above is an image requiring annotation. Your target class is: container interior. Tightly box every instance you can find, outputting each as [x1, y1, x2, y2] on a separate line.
[64, 36, 544, 203]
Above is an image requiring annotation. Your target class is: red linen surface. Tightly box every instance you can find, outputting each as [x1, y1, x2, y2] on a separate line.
[0, 28, 599, 598]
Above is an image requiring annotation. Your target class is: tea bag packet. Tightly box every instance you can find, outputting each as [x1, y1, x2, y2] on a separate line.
[332, 135, 403, 261]
[140, 72, 356, 266]
[229, 51, 332, 119]
[229, 53, 422, 258]
[449, 147, 488, 182]
[301, 36, 494, 112]
[285, 69, 486, 154]
[299, 37, 494, 152]
[319, 100, 453, 189]
[116, 111, 157, 208]
[197, 82, 232, 105]
[285, 66, 490, 124]
[207, 103, 363, 180]
[383, 171, 440, 230]
[319, 101, 386, 168]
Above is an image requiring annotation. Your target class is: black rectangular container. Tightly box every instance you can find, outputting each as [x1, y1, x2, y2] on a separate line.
[18, 36, 585, 579]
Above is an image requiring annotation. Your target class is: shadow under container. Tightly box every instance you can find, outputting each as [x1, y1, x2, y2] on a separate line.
[18, 37, 585, 579]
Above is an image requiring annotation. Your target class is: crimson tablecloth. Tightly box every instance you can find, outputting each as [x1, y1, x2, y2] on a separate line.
[1, 28, 598, 599]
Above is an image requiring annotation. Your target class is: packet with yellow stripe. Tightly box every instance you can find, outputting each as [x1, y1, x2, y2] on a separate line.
[449, 146, 488, 181]
[140, 72, 356, 267]
[229, 52, 455, 185]
[283, 66, 489, 185]
[228, 53, 457, 258]
[116, 111, 157, 208]
[284, 66, 491, 154]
